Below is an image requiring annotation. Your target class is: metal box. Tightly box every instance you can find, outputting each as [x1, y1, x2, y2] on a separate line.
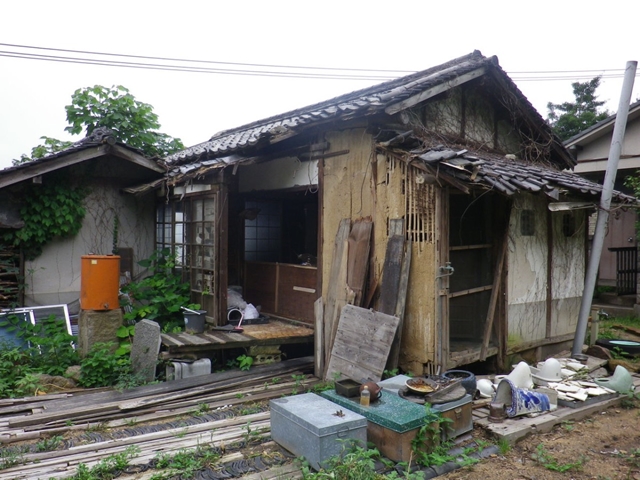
[321, 389, 435, 462]
[166, 359, 211, 381]
[270, 393, 367, 470]
[433, 394, 473, 440]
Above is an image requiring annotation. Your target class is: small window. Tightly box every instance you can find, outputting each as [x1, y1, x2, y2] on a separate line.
[520, 209, 535, 236]
[562, 213, 576, 237]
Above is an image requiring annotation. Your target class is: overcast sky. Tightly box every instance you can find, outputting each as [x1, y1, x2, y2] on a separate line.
[2, 1, 639, 170]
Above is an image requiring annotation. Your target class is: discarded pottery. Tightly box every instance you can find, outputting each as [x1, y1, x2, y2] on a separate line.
[554, 384, 580, 393]
[488, 402, 506, 423]
[566, 389, 588, 402]
[595, 365, 634, 394]
[565, 361, 587, 372]
[494, 379, 551, 417]
[477, 378, 495, 399]
[505, 361, 534, 389]
[443, 370, 477, 397]
[493, 374, 507, 385]
[531, 358, 562, 386]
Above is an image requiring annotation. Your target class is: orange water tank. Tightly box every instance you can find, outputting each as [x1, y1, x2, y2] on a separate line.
[81, 255, 121, 310]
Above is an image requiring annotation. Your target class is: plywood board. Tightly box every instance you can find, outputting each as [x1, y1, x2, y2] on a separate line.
[325, 304, 399, 382]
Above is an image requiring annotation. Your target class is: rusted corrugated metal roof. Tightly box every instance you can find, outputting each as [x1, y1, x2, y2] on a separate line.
[165, 50, 572, 170]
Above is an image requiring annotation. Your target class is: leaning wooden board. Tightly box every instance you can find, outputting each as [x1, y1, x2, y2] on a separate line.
[324, 304, 399, 382]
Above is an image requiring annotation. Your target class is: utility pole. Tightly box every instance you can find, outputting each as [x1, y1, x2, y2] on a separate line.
[572, 60, 637, 356]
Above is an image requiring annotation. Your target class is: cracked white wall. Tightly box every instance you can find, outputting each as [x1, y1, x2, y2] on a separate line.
[507, 194, 587, 345]
[507, 194, 548, 343]
[550, 210, 585, 337]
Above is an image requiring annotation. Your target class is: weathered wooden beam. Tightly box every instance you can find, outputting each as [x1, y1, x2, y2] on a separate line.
[385, 68, 486, 115]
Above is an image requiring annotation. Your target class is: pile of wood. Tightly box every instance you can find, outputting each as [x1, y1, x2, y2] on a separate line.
[0, 357, 315, 479]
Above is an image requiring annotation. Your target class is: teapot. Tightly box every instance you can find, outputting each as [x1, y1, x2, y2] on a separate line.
[359, 381, 383, 400]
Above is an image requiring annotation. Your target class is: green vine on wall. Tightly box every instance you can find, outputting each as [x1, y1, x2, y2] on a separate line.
[2, 182, 87, 260]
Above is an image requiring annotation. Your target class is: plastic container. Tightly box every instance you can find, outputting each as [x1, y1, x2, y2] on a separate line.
[183, 310, 207, 333]
[270, 393, 367, 470]
[80, 255, 120, 310]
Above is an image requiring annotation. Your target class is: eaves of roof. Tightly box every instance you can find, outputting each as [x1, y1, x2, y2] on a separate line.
[166, 50, 573, 170]
[386, 145, 638, 206]
[0, 131, 164, 190]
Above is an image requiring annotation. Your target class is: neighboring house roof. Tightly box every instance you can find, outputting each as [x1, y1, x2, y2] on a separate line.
[0, 128, 165, 190]
[165, 50, 573, 170]
[564, 99, 640, 148]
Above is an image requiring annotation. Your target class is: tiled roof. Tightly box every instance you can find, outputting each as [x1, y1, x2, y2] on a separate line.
[166, 51, 571, 168]
[403, 146, 637, 204]
[0, 127, 147, 175]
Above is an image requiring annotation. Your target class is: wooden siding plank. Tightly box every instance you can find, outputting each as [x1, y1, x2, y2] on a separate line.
[387, 239, 412, 371]
[378, 234, 405, 315]
[346, 217, 373, 306]
[323, 219, 351, 374]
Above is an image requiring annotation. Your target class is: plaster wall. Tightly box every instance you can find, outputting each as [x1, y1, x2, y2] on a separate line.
[321, 129, 375, 296]
[238, 157, 318, 192]
[418, 86, 521, 154]
[24, 181, 156, 310]
[507, 194, 548, 343]
[321, 131, 438, 374]
[549, 210, 586, 337]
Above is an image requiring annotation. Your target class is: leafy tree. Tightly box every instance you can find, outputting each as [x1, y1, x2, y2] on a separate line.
[13, 137, 74, 165]
[547, 76, 610, 141]
[65, 85, 184, 157]
[13, 85, 183, 165]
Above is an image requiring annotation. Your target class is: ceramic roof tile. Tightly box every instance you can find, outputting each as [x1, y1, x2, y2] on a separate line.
[165, 51, 532, 166]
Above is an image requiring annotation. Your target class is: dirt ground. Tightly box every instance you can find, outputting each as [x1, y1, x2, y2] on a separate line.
[442, 401, 640, 480]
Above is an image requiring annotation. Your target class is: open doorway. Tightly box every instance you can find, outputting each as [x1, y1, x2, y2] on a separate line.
[448, 192, 494, 354]
[238, 190, 319, 325]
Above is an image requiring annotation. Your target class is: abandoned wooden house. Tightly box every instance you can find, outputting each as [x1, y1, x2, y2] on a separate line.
[127, 52, 639, 374]
[129, 51, 636, 374]
[0, 128, 164, 311]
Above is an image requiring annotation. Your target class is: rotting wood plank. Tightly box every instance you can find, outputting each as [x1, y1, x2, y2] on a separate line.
[323, 218, 351, 376]
[176, 332, 211, 345]
[480, 225, 509, 360]
[160, 320, 314, 355]
[325, 304, 399, 382]
[346, 217, 373, 306]
[3, 357, 313, 424]
[387, 239, 412, 371]
[378, 234, 404, 315]
[2, 422, 271, 480]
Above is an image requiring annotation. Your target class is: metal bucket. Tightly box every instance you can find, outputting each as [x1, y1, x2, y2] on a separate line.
[183, 310, 207, 334]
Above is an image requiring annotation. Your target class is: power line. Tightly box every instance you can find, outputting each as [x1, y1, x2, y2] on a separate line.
[1, 42, 639, 83]
[0, 51, 397, 80]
